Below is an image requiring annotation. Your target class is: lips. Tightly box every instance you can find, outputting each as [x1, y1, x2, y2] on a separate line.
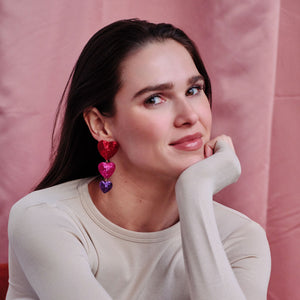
[170, 133, 203, 151]
[170, 133, 202, 145]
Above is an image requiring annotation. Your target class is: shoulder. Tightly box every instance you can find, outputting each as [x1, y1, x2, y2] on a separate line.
[8, 178, 100, 277]
[9, 178, 88, 216]
[8, 179, 88, 242]
[213, 202, 271, 294]
[213, 201, 266, 240]
[213, 201, 270, 257]
[12, 179, 82, 209]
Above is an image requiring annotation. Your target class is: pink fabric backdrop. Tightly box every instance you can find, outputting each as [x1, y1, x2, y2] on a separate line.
[0, 0, 299, 299]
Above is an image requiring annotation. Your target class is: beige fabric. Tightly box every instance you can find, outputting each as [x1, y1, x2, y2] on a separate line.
[7, 143, 271, 299]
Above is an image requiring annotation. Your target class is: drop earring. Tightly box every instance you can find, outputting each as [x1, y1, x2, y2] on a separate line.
[97, 140, 119, 193]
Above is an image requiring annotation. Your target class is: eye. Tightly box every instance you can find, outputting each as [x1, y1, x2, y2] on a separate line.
[186, 85, 204, 96]
[144, 95, 165, 106]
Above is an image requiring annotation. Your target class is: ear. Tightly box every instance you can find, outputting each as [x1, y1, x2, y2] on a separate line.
[83, 107, 113, 141]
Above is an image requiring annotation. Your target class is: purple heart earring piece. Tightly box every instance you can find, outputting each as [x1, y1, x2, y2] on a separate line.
[100, 180, 113, 193]
[97, 140, 119, 193]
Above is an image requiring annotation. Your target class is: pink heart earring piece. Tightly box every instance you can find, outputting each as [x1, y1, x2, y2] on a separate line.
[98, 162, 115, 179]
[97, 140, 119, 193]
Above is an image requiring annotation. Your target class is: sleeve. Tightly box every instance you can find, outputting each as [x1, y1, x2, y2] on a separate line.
[7, 201, 112, 300]
[175, 140, 271, 300]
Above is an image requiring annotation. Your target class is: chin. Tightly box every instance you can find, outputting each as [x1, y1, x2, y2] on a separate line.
[174, 156, 205, 175]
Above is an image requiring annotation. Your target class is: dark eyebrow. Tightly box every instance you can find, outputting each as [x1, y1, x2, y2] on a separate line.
[133, 74, 205, 99]
[133, 82, 174, 98]
[188, 75, 205, 85]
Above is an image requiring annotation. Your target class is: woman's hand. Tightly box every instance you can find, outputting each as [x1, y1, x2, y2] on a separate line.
[204, 135, 236, 158]
[177, 135, 241, 195]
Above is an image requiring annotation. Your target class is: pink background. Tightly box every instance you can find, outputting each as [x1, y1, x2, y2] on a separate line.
[0, 0, 299, 299]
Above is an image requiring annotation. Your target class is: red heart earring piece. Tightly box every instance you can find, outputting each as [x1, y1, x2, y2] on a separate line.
[97, 140, 119, 160]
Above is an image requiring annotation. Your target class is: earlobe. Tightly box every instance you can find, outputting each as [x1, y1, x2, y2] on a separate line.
[83, 107, 113, 141]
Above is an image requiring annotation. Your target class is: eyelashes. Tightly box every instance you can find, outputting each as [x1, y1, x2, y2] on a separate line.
[144, 95, 165, 106]
[185, 84, 204, 96]
[143, 84, 205, 107]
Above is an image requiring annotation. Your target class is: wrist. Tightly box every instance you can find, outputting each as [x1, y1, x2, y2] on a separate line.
[176, 141, 241, 195]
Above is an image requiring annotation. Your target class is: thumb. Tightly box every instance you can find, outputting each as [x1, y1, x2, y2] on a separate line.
[204, 140, 216, 158]
[204, 144, 214, 158]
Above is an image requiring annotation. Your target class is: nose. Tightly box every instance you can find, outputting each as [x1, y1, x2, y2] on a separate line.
[173, 98, 198, 128]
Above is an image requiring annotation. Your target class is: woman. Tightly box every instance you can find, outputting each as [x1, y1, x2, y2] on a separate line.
[7, 19, 271, 299]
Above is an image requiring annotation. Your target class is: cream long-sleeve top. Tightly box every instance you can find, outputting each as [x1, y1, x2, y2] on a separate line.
[6, 141, 271, 300]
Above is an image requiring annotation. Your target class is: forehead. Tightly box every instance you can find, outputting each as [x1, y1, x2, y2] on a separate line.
[119, 40, 199, 87]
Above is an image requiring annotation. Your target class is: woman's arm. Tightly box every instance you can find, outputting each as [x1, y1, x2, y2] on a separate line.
[7, 200, 112, 300]
[175, 138, 271, 300]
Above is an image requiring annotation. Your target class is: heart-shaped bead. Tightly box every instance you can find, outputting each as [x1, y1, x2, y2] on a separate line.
[97, 140, 119, 160]
[99, 180, 112, 193]
[98, 162, 115, 179]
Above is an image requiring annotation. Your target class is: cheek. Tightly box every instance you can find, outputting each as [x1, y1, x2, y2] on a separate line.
[201, 103, 212, 132]
[206, 111, 212, 132]
[113, 112, 167, 150]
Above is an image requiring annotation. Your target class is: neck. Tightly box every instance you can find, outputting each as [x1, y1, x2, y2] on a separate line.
[89, 168, 179, 232]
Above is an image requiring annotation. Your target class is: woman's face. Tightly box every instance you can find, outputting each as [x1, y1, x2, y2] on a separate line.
[108, 39, 212, 179]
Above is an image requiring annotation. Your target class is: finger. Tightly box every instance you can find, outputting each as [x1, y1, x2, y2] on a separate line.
[205, 137, 218, 155]
[205, 135, 235, 154]
[204, 144, 214, 158]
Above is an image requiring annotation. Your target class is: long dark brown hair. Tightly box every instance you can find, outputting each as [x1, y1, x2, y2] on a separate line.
[36, 18, 212, 190]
